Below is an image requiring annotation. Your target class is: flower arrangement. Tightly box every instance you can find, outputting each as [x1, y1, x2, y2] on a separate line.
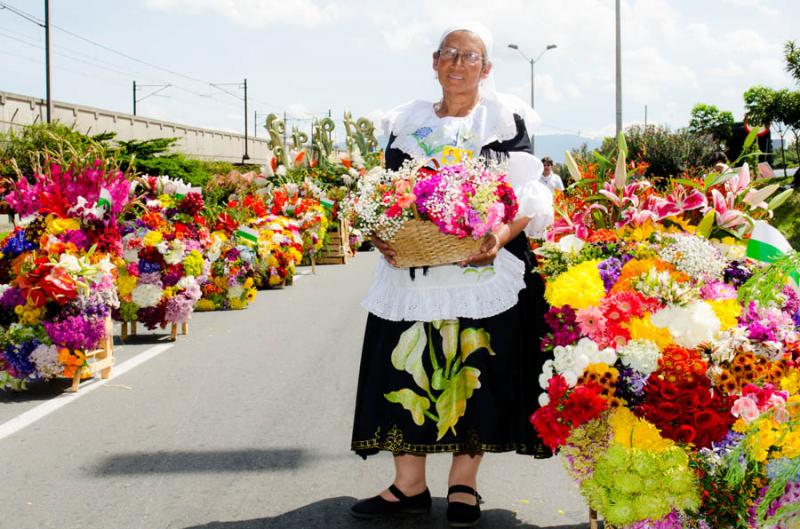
[195, 230, 257, 311]
[114, 177, 210, 329]
[270, 183, 329, 257]
[0, 153, 128, 389]
[346, 158, 518, 245]
[531, 144, 799, 527]
[252, 215, 303, 287]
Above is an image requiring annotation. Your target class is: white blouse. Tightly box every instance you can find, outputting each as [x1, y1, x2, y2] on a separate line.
[361, 99, 553, 322]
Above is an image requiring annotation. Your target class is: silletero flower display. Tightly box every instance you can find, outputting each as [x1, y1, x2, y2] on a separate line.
[270, 182, 330, 258]
[532, 146, 800, 528]
[195, 230, 257, 311]
[0, 156, 128, 389]
[252, 215, 303, 288]
[114, 176, 209, 330]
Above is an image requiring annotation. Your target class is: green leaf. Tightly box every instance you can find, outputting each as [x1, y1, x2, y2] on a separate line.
[440, 320, 459, 366]
[384, 389, 431, 426]
[696, 210, 716, 239]
[391, 322, 430, 392]
[673, 178, 704, 190]
[742, 128, 760, 153]
[460, 327, 494, 362]
[435, 366, 482, 440]
[704, 169, 735, 191]
[768, 188, 794, 211]
[592, 151, 611, 166]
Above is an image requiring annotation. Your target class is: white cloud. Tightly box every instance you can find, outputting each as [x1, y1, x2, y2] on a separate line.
[144, 0, 341, 28]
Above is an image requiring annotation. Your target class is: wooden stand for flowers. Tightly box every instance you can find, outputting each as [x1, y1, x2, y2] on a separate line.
[120, 320, 138, 341]
[70, 319, 114, 392]
[170, 322, 189, 341]
[317, 218, 350, 265]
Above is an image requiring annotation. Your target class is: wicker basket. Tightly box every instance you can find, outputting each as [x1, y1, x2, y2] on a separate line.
[387, 218, 482, 268]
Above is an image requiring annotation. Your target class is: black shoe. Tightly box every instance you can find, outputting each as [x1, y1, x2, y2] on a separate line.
[446, 485, 482, 527]
[350, 484, 432, 519]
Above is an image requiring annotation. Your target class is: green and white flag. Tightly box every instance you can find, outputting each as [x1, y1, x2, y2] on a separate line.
[746, 220, 799, 283]
[235, 225, 258, 244]
[96, 188, 113, 210]
[320, 196, 334, 211]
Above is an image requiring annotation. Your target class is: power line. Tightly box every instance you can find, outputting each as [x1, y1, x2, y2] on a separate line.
[0, 1, 43, 27]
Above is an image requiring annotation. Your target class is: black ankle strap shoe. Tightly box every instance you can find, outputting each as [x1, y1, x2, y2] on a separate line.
[350, 484, 432, 519]
[446, 485, 481, 527]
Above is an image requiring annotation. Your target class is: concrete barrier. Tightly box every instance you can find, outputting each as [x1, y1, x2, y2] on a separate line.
[0, 90, 270, 164]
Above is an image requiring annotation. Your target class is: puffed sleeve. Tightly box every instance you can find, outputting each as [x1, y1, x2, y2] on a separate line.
[507, 151, 554, 239]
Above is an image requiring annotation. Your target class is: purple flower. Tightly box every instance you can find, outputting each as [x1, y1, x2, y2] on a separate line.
[44, 315, 105, 350]
[724, 260, 753, 287]
[598, 257, 624, 291]
[0, 286, 25, 310]
[59, 229, 89, 250]
[3, 340, 40, 379]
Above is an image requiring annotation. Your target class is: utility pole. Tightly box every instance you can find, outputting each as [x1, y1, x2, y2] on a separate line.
[132, 82, 170, 116]
[615, 0, 623, 136]
[644, 104, 648, 127]
[44, 0, 52, 123]
[243, 78, 249, 162]
[253, 110, 258, 138]
[209, 79, 249, 162]
[283, 111, 287, 148]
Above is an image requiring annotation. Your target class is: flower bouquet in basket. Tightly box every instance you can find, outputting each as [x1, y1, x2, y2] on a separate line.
[345, 158, 518, 267]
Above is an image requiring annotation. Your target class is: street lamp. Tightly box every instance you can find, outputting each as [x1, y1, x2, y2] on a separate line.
[507, 43, 557, 155]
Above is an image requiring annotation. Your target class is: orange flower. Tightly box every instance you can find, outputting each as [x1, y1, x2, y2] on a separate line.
[612, 258, 676, 293]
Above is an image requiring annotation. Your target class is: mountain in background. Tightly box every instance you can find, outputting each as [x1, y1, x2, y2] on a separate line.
[535, 134, 603, 163]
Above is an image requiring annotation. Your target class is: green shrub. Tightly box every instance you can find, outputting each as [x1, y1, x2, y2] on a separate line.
[600, 125, 718, 180]
[0, 122, 114, 177]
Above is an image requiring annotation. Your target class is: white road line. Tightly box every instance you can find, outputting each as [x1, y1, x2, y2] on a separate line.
[0, 342, 175, 441]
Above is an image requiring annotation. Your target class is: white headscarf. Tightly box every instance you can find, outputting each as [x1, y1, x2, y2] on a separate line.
[437, 22, 540, 135]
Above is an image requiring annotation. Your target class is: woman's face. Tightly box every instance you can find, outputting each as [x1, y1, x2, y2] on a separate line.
[433, 30, 492, 98]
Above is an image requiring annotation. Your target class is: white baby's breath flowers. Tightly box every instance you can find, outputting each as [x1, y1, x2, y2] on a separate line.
[660, 234, 727, 280]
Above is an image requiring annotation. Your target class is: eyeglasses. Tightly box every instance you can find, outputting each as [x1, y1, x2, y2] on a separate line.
[435, 46, 484, 66]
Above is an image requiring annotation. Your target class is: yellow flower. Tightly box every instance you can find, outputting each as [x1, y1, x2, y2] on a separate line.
[211, 231, 228, 243]
[15, 301, 43, 325]
[733, 418, 748, 433]
[117, 275, 137, 297]
[46, 216, 80, 235]
[706, 299, 741, 330]
[781, 372, 800, 395]
[143, 231, 163, 247]
[626, 315, 673, 350]
[608, 407, 674, 452]
[618, 220, 656, 242]
[158, 194, 175, 208]
[229, 298, 247, 310]
[194, 299, 216, 311]
[245, 288, 257, 302]
[544, 259, 605, 310]
[243, 277, 254, 289]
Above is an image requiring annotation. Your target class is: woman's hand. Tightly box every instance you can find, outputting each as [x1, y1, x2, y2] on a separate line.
[371, 234, 397, 266]
[459, 224, 511, 267]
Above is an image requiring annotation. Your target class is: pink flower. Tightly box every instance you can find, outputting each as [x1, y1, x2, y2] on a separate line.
[731, 396, 759, 422]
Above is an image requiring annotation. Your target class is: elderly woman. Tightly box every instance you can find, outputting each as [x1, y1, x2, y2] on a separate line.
[350, 22, 553, 527]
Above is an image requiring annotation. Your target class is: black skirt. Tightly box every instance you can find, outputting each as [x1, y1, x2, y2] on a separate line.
[351, 234, 552, 459]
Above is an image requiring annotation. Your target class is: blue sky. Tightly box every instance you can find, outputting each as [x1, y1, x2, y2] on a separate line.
[0, 0, 797, 141]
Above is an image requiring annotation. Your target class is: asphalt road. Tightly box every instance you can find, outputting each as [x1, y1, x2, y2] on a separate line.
[0, 251, 596, 529]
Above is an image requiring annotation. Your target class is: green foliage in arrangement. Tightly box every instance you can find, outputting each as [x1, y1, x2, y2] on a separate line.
[0, 122, 114, 177]
[598, 124, 719, 181]
[0, 123, 259, 188]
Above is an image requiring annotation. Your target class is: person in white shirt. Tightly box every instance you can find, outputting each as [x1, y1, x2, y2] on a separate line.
[540, 156, 564, 192]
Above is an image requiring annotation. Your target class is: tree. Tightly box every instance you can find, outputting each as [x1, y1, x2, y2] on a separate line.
[785, 40, 800, 83]
[688, 103, 735, 150]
